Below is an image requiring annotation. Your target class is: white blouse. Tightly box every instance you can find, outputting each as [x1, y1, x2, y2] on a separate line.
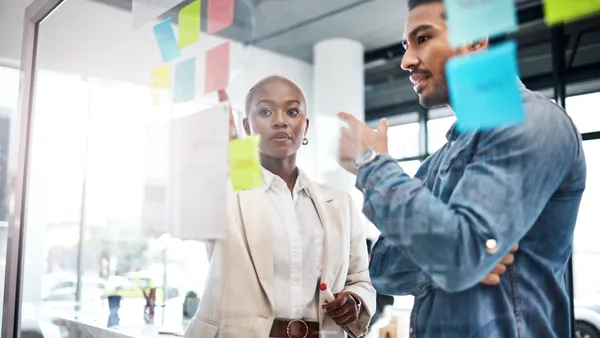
[262, 168, 324, 322]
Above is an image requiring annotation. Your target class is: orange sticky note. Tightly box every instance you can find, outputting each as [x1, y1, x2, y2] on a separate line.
[204, 42, 230, 95]
[207, 0, 234, 34]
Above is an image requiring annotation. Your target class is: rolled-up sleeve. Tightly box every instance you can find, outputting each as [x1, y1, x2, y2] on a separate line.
[357, 99, 580, 293]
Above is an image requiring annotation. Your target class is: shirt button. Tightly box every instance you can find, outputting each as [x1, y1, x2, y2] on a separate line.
[486, 239, 498, 254]
[449, 140, 455, 147]
[410, 327, 414, 334]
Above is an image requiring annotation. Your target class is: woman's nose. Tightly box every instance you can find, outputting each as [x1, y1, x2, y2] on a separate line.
[272, 111, 288, 128]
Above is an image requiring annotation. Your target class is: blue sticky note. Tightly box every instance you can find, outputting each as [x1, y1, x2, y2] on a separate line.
[446, 40, 524, 132]
[153, 17, 182, 63]
[173, 57, 196, 103]
[445, 0, 518, 47]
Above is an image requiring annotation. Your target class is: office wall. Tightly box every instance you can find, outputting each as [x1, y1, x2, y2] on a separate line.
[0, 0, 313, 115]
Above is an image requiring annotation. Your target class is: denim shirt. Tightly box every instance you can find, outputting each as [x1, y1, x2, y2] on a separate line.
[359, 84, 586, 338]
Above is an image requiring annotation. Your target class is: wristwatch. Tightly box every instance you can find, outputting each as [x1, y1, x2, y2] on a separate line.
[353, 148, 378, 168]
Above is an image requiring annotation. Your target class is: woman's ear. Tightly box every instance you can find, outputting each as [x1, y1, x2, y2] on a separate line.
[242, 117, 251, 136]
[304, 118, 310, 137]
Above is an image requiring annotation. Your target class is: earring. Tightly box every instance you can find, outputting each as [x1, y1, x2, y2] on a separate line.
[302, 137, 309, 145]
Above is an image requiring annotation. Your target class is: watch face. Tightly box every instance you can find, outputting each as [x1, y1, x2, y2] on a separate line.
[354, 149, 375, 167]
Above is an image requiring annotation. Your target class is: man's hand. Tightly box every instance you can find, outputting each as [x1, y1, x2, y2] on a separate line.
[337, 112, 388, 175]
[218, 89, 237, 140]
[322, 292, 360, 327]
[481, 244, 519, 285]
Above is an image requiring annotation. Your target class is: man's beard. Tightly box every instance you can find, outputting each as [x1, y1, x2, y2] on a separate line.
[419, 79, 450, 108]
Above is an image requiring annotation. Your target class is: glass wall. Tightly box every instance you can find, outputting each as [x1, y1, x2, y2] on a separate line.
[0, 66, 22, 328]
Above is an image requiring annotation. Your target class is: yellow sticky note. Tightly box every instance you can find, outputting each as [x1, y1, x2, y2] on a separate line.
[543, 0, 600, 25]
[178, 0, 201, 49]
[151, 63, 171, 89]
[151, 63, 171, 106]
[229, 135, 263, 191]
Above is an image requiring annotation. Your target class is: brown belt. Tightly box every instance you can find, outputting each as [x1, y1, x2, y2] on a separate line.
[269, 319, 319, 338]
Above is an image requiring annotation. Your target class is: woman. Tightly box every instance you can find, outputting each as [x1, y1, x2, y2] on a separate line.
[184, 75, 376, 338]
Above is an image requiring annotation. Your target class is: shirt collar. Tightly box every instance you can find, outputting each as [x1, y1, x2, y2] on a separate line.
[261, 167, 309, 196]
[445, 77, 526, 141]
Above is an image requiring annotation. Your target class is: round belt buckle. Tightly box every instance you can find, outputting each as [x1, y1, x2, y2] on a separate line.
[286, 319, 309, 338]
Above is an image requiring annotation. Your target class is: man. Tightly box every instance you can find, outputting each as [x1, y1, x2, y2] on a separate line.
[336, 0, 586, 337]
[365, 239, 395, 328]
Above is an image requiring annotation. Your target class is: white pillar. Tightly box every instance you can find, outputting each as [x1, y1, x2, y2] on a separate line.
[311, 38, 365, 193]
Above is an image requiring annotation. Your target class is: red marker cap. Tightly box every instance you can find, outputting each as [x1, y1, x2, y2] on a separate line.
[319, 283, 328, 291]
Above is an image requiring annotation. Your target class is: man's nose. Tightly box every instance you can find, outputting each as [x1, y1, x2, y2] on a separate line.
[401, 47, 418, 71]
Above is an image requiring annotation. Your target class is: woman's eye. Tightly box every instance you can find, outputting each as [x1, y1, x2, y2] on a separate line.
[287, 108, 300, 116]
[259, 109, 272, 116]
[417, 36, 430, 44]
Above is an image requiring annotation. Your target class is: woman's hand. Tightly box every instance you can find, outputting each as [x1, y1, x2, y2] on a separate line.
[322, 292, 360, 327]
[218, 89, 237, 140]
[481, 244, 519, 285]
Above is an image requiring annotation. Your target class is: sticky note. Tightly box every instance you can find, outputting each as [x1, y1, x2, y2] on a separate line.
[207, 0, 234, 34]
[151, 63, 171, 106]
[445, 0, 518, 47]
[173, 57, 196, 103]
[151, 63, 171, 89]
[229, 135, 263, 191]
[204, 42, 230, 94]
[446, 40, 524, 131]
[153, 16, 182, 63]
[178, 0, 201, 49]
[132, 0, 184, 29]
[543, 0, 600, 25]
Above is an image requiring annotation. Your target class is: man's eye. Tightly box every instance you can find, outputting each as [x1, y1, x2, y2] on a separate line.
[417, 36, 430, 44]
[259, 109, 272, 116]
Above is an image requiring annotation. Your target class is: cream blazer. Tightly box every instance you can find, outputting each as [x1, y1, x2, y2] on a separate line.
[184, 175, 376, 338]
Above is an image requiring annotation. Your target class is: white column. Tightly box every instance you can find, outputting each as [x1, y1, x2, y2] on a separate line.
[311, 38, 365, 193]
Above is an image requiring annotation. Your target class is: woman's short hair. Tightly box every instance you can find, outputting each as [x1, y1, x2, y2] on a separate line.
[244, 75, 307, 117]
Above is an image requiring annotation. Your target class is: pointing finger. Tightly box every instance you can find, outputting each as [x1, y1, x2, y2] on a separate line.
[218, 89, 229, 103]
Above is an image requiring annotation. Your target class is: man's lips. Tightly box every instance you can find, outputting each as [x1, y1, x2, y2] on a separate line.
[411, 74, 430, 93]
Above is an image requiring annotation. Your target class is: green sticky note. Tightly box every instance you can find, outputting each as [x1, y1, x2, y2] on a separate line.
[543, 0, 600, 25]
[229, 135, 263, 190]
[178, 0, 201, 49]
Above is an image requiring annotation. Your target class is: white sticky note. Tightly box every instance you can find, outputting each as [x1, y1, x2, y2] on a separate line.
[133, 0, 185, 29]
[170, 103, 230, 240]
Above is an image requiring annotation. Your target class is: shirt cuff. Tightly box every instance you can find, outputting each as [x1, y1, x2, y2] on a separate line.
[355, 154, 405, 195]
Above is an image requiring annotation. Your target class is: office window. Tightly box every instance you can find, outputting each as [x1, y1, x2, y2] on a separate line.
[427, 116, 455, 154]
[387, 122, 421, 160]
[398, 160, 422, 178]
[573, 140, 600, 300]
[566, 92, 600, 134]
[0, 66, 20, 327]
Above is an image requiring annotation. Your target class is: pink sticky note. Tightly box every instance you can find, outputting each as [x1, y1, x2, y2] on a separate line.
[204, 42, 230, 95]
[207, 0, 234, 34]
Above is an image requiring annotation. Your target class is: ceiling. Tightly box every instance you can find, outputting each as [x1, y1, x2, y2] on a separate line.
[96, 0, 408, 62]
[93, 0, 600, 121]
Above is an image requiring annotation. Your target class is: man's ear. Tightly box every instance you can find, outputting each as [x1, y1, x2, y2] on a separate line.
[470, 38, 489, 52]
[242, 118, 251, 136]
[456, 38, 489, 55]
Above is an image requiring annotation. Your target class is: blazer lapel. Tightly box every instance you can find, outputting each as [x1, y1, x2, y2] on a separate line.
[306, 180, 344, 326]
[237, 189, 274, 309]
